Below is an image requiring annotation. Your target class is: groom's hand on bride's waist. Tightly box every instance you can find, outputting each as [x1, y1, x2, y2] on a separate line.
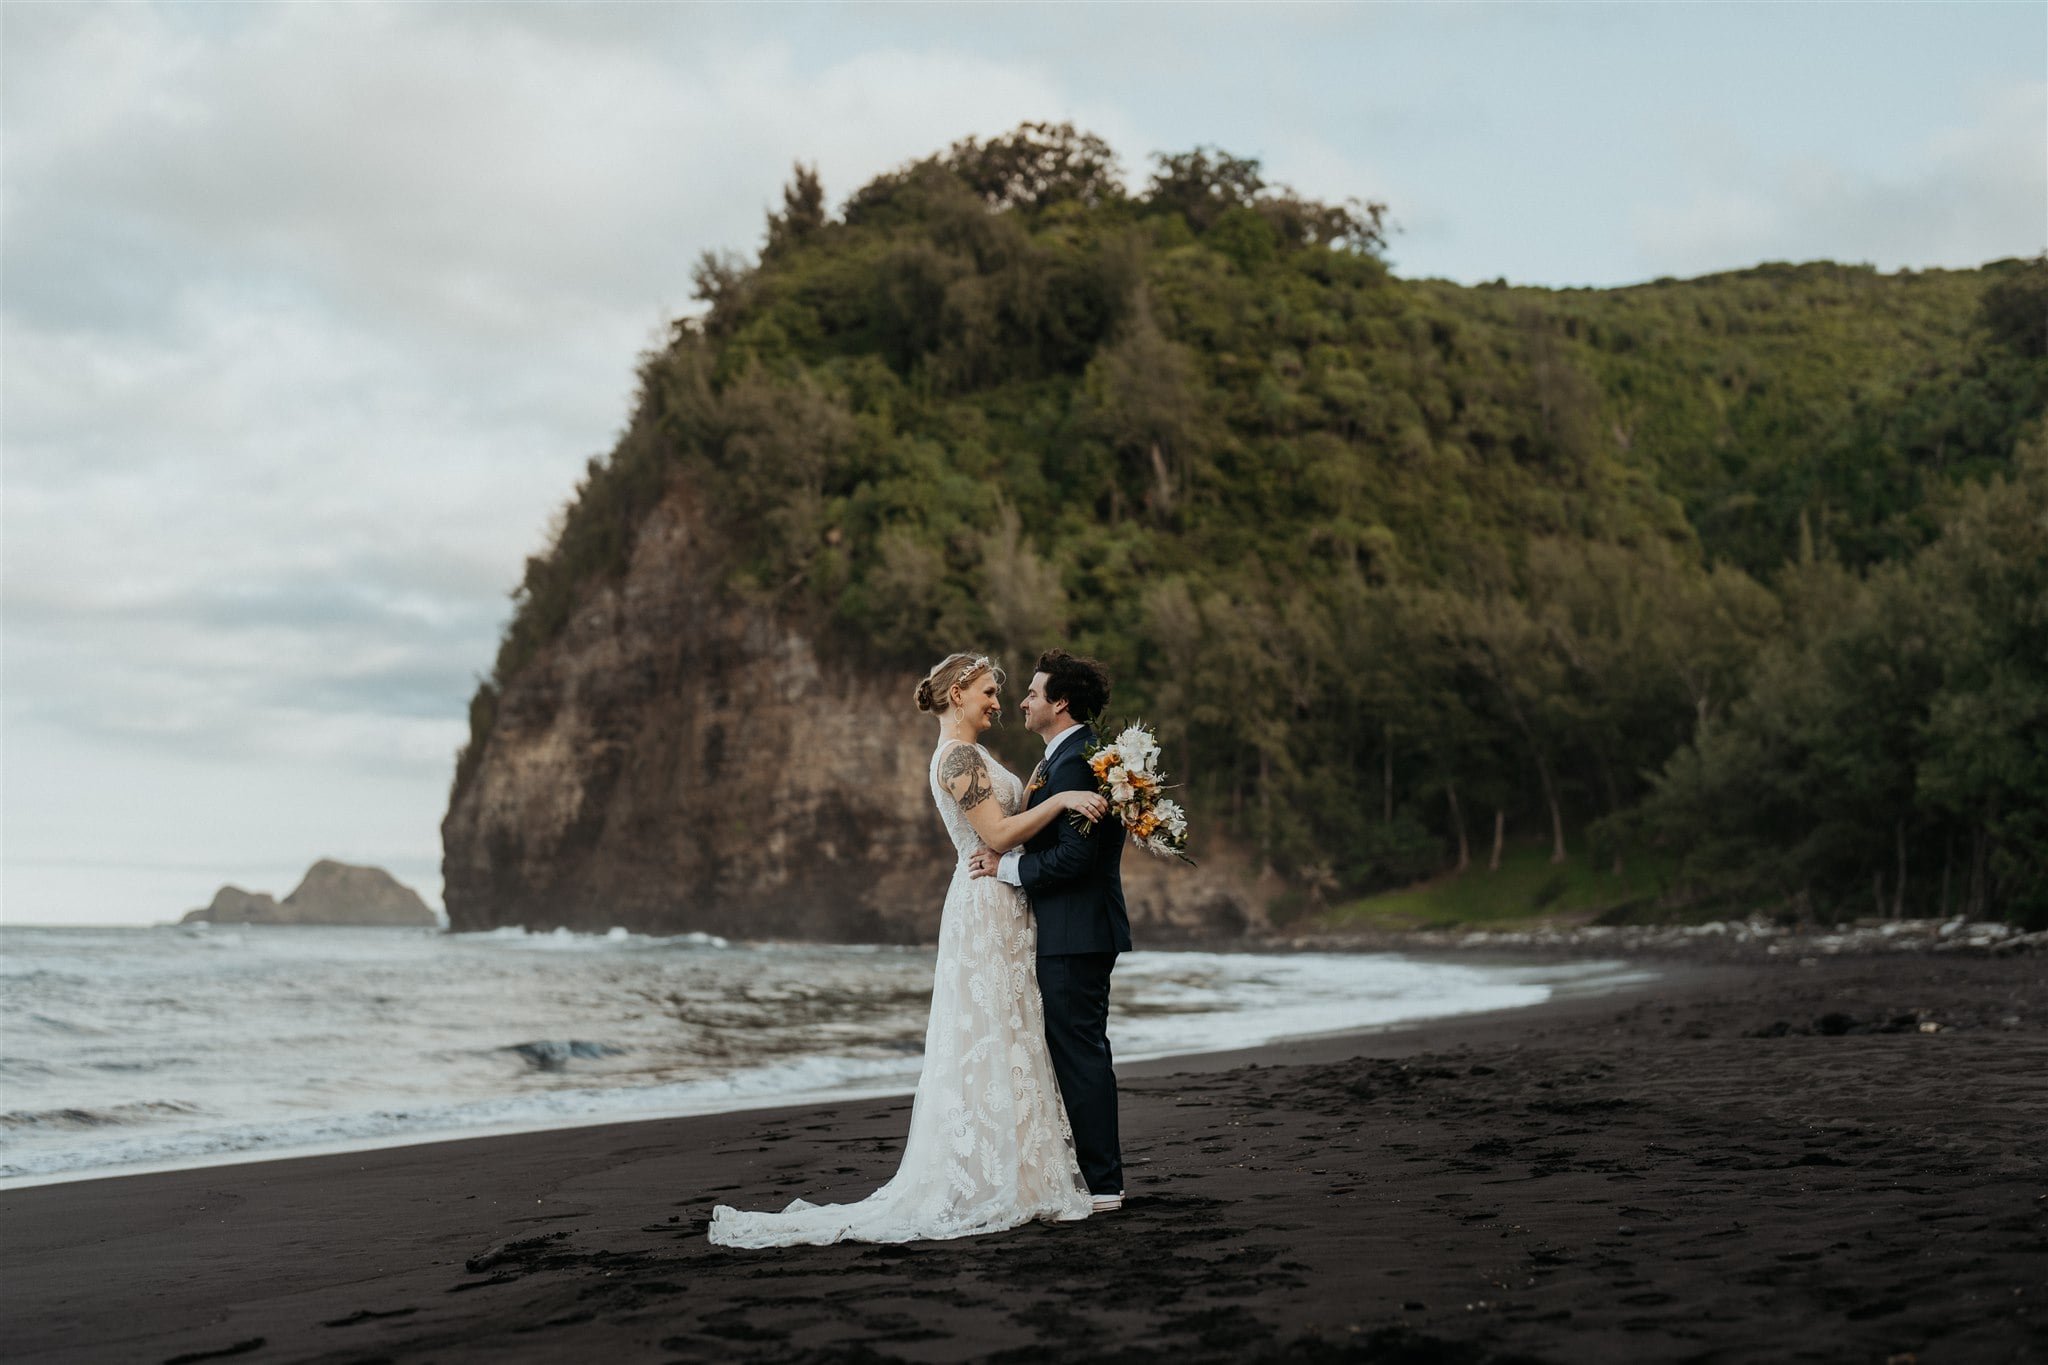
[966, 849, 996, 878]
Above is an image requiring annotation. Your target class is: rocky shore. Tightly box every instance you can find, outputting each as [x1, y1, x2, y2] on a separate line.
[1279, 914, 2045, 962]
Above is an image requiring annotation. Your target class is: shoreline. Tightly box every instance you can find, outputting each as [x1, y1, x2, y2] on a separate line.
[8, 953, 2038, 1363]
[8, 957, 2039, 1358]
[1267, 912, 2045, 961]
[0, 953, 1669, 1193]
[13, 910, 2039, 1194]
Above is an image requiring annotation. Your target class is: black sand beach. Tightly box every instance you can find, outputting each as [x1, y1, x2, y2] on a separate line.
[3, 954, 2041, 1364]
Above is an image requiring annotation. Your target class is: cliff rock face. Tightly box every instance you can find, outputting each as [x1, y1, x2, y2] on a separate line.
[441, 490, 1259, 943]
[181, 861, 436, 926]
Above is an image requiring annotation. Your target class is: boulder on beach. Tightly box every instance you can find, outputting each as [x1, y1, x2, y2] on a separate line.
[180, 860, 437, 926]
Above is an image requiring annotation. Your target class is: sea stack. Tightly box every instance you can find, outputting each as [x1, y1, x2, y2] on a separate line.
[180, 860, 437, 926]
[182, 885, 283, 923]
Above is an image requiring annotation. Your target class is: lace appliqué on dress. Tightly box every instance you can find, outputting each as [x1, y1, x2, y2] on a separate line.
[706, 741, 1091, 1246]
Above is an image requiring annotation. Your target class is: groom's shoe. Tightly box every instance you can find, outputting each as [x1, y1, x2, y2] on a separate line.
[1090, 1192, 1124, 1213]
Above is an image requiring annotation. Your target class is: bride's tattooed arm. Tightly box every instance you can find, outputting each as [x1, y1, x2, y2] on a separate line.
[940, 744, 1109, 855]
[939, 744, 994, 810]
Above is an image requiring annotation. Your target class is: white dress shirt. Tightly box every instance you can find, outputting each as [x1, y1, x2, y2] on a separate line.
[995, 723, 1087, 886]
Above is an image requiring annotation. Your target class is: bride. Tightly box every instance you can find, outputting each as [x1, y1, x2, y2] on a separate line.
[707, 652, 1107, 1246]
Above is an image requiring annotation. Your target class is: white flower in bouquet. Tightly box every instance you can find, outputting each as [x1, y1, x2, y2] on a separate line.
[1155, 799, 1187, 837]
[1115, 726, 1159, 769]
[1077, 722, 1195, 864]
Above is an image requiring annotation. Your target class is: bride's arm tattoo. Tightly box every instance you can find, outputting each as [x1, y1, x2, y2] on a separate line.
[939, 745, 994, 810]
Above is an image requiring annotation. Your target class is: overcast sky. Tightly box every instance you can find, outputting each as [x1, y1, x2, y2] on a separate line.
[3, 2, 2042, 926]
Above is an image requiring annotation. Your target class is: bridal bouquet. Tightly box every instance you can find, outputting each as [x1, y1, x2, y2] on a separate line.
[1074, 723, 1194, 864]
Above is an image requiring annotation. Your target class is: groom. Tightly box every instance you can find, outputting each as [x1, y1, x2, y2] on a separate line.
[968, 648, 1129, 1212]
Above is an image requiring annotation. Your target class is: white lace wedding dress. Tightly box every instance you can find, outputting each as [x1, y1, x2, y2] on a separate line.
[706, 740, 1093, 1246]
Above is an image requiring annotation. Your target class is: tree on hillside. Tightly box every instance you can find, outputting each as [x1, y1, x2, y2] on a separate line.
[1079, 286, 1210, 522]
[945, 122, 1124, 212]
[1912, 419, 2048, 924]
[1145, 146, 1265, 234]
[1632, 419, 2048, 923]
[1978, 255, 2048, 360]
[764, 162, 827, 260]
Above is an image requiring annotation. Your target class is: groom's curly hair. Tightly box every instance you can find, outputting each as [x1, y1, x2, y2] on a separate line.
[1034, 648, 1112, 724]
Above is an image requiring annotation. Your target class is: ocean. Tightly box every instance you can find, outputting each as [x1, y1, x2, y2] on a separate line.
[0, 924, 1652, 1186]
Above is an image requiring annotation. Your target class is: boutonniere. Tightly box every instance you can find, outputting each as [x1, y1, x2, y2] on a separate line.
[1026, 761, 1048, 795]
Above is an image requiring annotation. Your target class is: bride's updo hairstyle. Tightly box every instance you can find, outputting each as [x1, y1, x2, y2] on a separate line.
[915, 652, 1004, 714]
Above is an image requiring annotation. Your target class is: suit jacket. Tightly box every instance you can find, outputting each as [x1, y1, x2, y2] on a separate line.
[1017, 725, 1132, 958]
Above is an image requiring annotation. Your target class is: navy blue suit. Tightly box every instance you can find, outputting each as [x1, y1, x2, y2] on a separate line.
[1017, 724, 1128, 1195]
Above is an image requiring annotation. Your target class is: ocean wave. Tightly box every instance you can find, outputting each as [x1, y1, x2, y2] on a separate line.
[0, 1052, 923, 1182]
[0, 1059, 58, 1078]
[20, 1012, 108, 1036]
[0, 929, 1658, 1188]
[0, 1099, 203, 1130]
[0, 967, 92, 986]
[454, 926, 732, 951]
[503, 1040, 627, 1071]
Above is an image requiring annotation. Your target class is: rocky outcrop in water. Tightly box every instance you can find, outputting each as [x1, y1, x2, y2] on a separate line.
[180, 860, 436, 926]
[439, 489, 1259, 943]
[181, 886, 283, 924]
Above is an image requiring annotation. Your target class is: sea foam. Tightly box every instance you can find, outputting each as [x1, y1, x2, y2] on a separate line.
[0, 925, 1650, 1186]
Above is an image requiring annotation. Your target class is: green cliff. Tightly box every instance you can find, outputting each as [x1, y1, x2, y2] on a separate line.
[444, 125, 2048, 935]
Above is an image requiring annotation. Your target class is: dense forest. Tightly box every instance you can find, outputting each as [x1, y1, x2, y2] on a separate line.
[458, 124, 2048, 927]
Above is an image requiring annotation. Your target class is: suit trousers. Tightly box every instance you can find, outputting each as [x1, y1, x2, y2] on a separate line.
[1036, 951, 1121, 1195]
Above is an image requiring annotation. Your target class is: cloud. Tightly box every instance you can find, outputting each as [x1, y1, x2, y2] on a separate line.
[0, 3, 1133, 649]
[4, 6, 1144, 335]
[2, 2, 2037, 922]
[1630, 80, 2047, 277]
[0, 3, 1160, 920]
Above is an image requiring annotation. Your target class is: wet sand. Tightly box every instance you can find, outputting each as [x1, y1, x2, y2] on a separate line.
[2, 954, 2041, 1363]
